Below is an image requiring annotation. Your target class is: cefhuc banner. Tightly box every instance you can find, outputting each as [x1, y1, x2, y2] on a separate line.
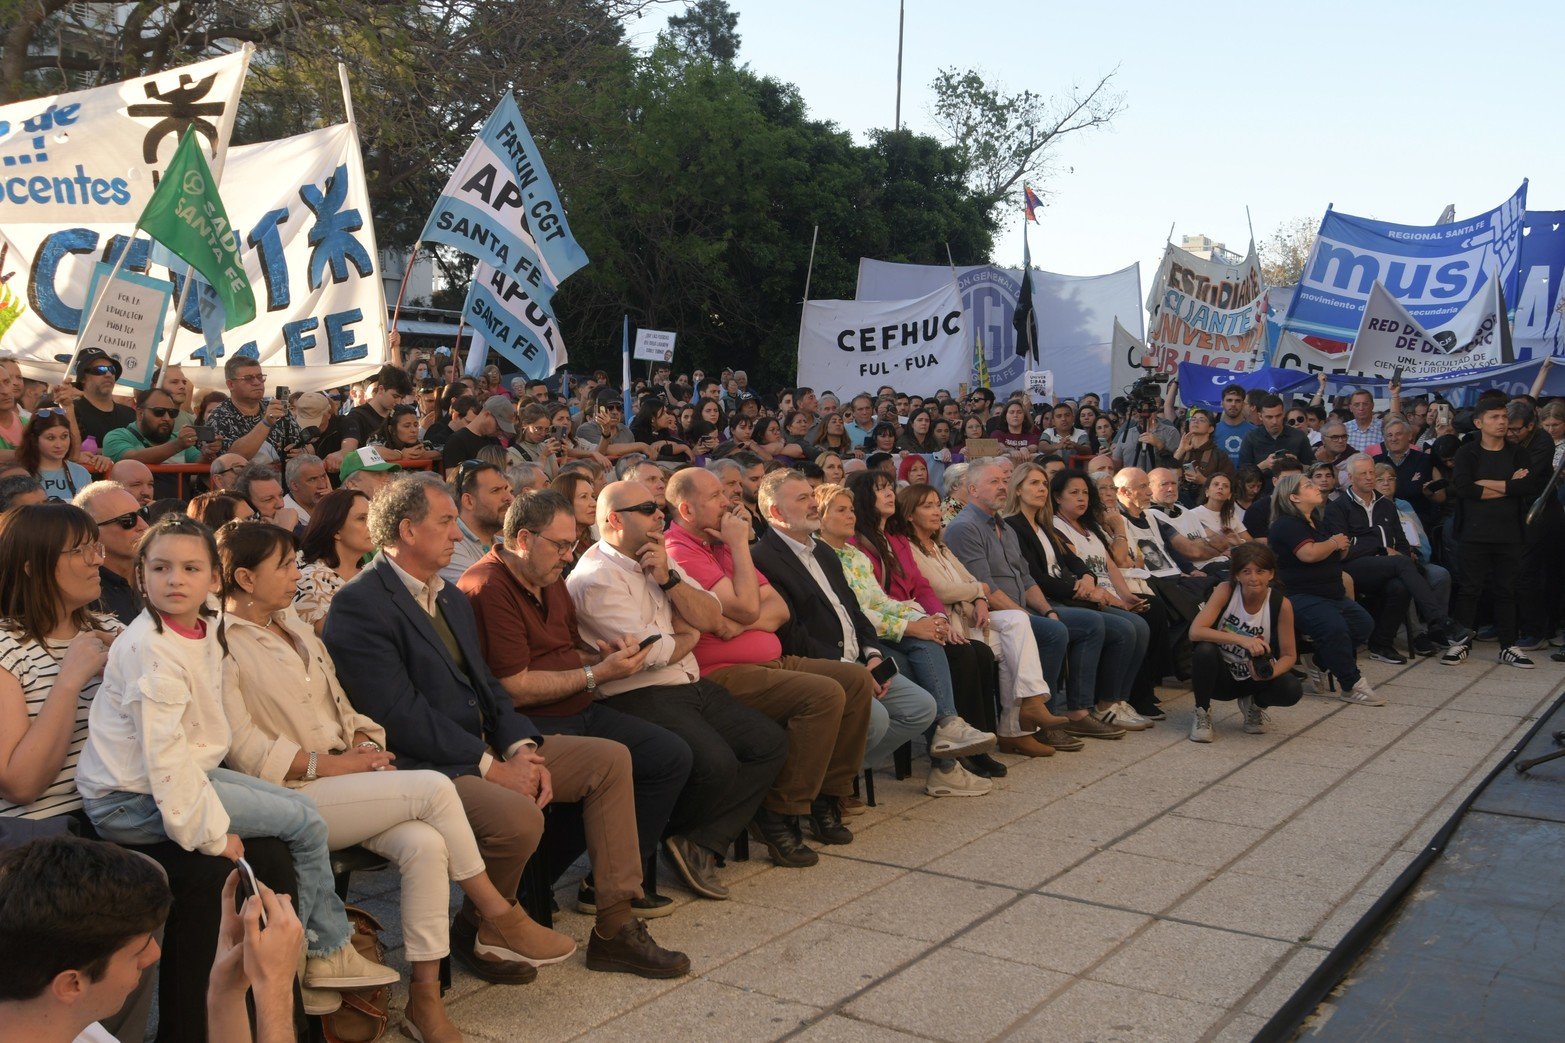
[1346, 277, 1508, 380]
[1144, 239, 1267, 376]
[420, 92, 588, 316]
[2, 123, 387, 391]
[1282, 182, 1527, 359]
[0, 52, 250, 224]
[798, 284, 967, 400]
[856, 257, 1143, 399]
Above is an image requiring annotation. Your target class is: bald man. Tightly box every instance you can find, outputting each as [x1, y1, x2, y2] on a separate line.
[107, 459, 155, 507]
[567, 481, 786, 898]
[208, 453, 247, 493]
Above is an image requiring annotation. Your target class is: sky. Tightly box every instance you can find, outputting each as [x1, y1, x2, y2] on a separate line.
[627, 0, 1565, 291]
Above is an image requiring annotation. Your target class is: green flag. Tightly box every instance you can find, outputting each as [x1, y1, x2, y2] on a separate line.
[136, 129, 255, 328]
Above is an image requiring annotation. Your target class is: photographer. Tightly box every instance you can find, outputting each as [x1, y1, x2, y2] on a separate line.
[1187, 543, 1302, 743]
[1110, 391, 1178, 472]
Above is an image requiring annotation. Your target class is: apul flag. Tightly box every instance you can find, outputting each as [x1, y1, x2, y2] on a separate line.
[136, 128, 255, 327]
[420, 92, 589, 316]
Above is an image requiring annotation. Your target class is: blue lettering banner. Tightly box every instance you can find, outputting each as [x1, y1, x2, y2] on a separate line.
[1282, 182, 1527, 356]
[1514, 210, 1565, 357]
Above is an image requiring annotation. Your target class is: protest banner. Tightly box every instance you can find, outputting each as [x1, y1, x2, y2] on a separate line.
[1515, 210, 1565, 356]
[1281, 183, 1527, 359]
[420, 92, 589, 316]
[633, 328, 677, 363]
[856, 258, 1142, 399]
[1024, 369, 1054, 402]
[1, 123, 388, 391]
[0, 52, 250, 225]
[75, 264, 173, 390]
[462, 263, 566, 379]
[1175, 361, 1317, 407]
[1111, 318, 1151, 396]
[1346, 277, 1509, 380]
[798, 283, 967, 399]
[1144, 239, 1267, 377]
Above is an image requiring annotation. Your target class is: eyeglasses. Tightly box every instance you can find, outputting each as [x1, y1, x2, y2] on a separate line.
[526, 530, 576, 556]
[232, 373, 266, 384]
[1325, 433, 1348, 440]
[145, 406, 178, 419]
[1287, 416, 1306, 425]
[33, 407, 66, 419]
[70, 541, 107, 565]
[95, 508, 146, 531]
[83, 364, 117, 376]
[614, 501, 661, 516]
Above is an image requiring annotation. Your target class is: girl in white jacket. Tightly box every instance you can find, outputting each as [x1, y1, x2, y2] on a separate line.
[76, 515, 397, 994]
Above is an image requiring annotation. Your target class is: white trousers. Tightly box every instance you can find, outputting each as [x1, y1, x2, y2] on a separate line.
[984, 608, 1052, 738]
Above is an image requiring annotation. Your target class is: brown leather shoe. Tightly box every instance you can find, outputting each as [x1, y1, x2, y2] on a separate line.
[1042, 728, 1085, 752]
[585, 918, 691, 979]
[840, 795, 867, 816]
[1018, 696, 1071, 732]
[998, 734, 1055, 757]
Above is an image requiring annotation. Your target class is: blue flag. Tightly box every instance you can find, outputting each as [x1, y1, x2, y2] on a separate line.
[420, 93, 589, 314]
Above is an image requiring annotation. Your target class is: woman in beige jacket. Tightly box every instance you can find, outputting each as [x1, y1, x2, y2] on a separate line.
[216, 521, 574, 1042]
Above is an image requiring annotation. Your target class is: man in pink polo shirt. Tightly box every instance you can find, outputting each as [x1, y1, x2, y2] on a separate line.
[663, 467, 874, 869]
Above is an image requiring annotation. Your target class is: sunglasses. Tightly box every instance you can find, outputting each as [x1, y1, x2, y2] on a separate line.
[453, 458, 488, 497]
[145, 406, 178, 419]
[1287, 416, 1306, 425]
[614, 501, 660, 516]
[33, 407, 67, 419]
[83, 363, 117, 376]
[95, 508, 146, 531]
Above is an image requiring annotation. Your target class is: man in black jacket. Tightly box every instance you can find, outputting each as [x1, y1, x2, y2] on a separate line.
[1238, 394, 1313, 493]
[1323, 454, 1459, 661]
[1505, 399, 1560, 649]
[749, 471, 937, 778]
[1443, 401, 1534, 668]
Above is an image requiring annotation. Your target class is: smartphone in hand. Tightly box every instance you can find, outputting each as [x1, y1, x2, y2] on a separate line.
[234, 857, 268, 927]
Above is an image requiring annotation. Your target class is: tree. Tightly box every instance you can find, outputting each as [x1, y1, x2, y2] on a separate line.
[1260, 216, 1318, 288]
[928, 65, 1123, 216]
[663, 0, 740, 63]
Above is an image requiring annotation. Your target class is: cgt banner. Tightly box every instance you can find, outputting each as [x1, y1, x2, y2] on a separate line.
[1144, 239, 1267, 377]
[1282, 182, 1527, 359]
[1, 123, 387, 391]
[0, 52, 250, 224]
[856, 258, 1143, 399]
[1346, 276, 1509, 380]
[798, 284, 967, 399]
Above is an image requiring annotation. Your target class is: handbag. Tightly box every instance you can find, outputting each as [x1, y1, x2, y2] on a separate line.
[320, 905, 390, 1043]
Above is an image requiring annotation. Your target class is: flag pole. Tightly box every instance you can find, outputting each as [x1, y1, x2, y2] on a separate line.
[154, 268, 197, 390]
[796, 225, 819, 385]
[452, 313, 467, 377]
[70, 235, 140, 382]
[621, 315, 632, 418]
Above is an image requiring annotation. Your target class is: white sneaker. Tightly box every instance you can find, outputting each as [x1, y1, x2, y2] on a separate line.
[1188, 707, 1214, 743]
[1304, 662, 1327, 694]
[1338, 678, 1386, 707]
[1240, 698, 1269, 734]
[1093, 703, 1152, 731]
[929, 716, 997, 758]
[925, 761, 993, 797]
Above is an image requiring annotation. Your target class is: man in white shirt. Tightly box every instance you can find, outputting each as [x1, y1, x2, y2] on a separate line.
[283, 453, 331, 527]
[0, 835, 299, 1043]
[568, 481, 787, 900]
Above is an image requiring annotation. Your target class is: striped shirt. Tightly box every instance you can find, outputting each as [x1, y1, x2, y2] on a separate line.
[0, 620, 122, 819]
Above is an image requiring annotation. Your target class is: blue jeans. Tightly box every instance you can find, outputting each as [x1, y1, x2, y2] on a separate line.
[864, 673, 938, 769]
[1290, 593, 1374, 688]
[884, 637, 958, 720]
[1027, 614, 1073, 709]
[85, 767, 351, 956]
[1031, 607, 1109, 712]
[1099, 606, 1152, 702]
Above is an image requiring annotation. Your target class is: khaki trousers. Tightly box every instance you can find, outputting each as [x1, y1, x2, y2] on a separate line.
[452, 732, 641, 932]
[707, 656, 873, 814]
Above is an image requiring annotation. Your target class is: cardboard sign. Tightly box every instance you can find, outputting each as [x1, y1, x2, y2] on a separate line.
[76, 262, 173, 390]
[634, 328, 676, 363]
[962, 437, 1002, 461]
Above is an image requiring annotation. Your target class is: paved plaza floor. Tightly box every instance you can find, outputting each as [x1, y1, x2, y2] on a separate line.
[349, 652, 1561, 1041]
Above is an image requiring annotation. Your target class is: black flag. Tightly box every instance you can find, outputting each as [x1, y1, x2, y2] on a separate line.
[1013, 232, 1038, 362]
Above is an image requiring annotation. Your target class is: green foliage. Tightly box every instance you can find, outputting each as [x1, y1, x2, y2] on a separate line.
[663, 0, 741, 64]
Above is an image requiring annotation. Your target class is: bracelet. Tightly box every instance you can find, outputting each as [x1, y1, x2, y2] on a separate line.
[303, 751, 319, 782]
[357, 740, 382, 752]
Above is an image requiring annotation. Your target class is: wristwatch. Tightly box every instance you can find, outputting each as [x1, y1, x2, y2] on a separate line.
[658, 568, 682, 591]
[584, 664, 597, 692]
[303, 751, 319, 782]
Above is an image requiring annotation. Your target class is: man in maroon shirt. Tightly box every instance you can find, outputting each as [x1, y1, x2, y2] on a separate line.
[457, 489, 694, 941]
[663, 467, 874, 868]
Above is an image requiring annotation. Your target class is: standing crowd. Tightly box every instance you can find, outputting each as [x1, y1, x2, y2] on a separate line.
[1, 340, 1558, 1043]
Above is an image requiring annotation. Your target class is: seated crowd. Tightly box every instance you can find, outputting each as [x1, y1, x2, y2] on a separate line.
[0, 342, 1557, 1042]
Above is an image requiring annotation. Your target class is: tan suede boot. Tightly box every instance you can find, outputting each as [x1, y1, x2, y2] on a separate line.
[476, 900, 577, 967]
[401, 981, 463, 1043]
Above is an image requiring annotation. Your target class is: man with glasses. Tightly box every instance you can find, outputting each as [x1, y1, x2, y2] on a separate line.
[72, 481, 147, 624]
[64, 348, 136, 447]
[576, 391, 654, 462]
[458, 488, 698, 934]
[103, 387, 220, 499]
[207, 356, 302, 461]
[1315, 421, 1355, 487]
[442, 460, 516, 583]
[567, 479, 787, 900]
[207, 453, 248, 493]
